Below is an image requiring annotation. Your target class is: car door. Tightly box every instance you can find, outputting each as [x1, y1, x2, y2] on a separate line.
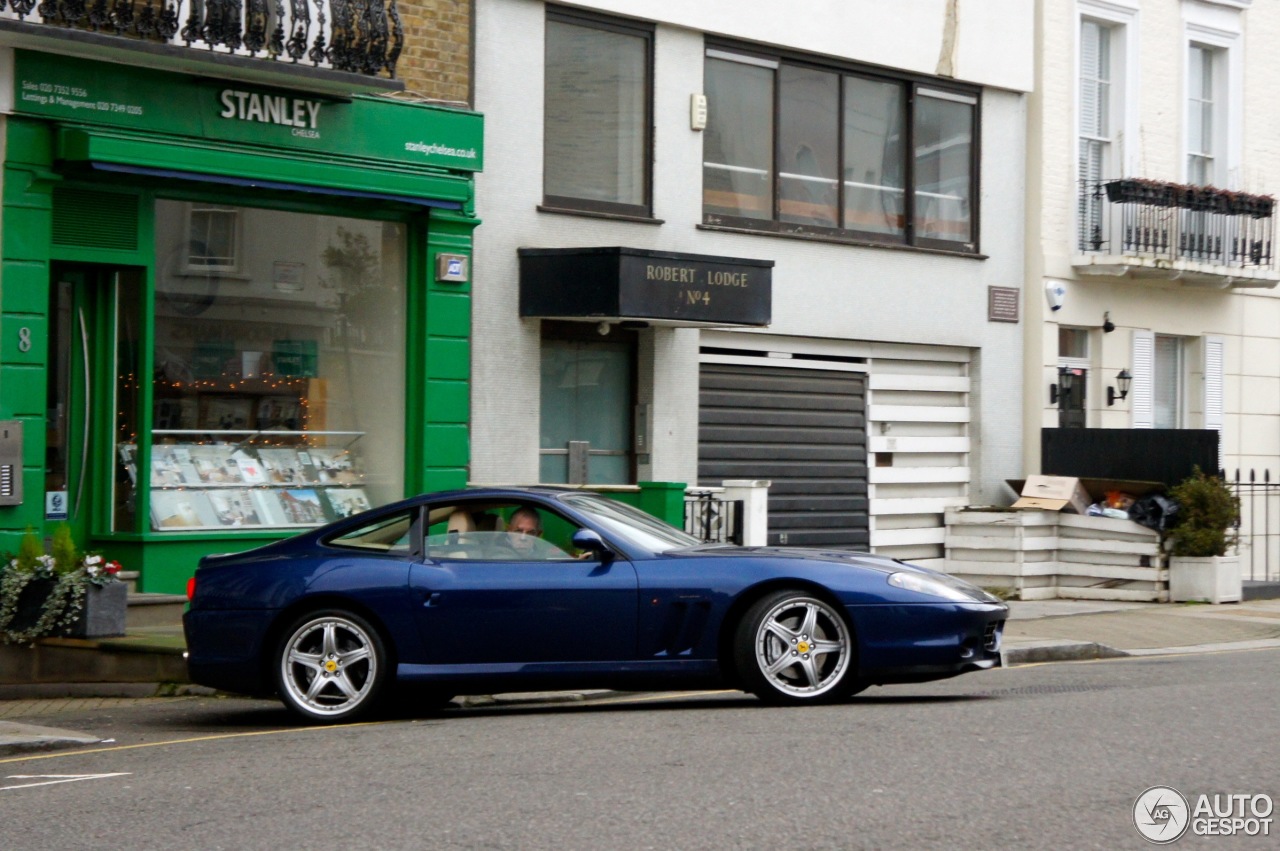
[407, 500, 639, 666]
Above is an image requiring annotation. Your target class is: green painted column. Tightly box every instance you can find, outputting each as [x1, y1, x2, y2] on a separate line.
[412, 208, 479, 494]
[0, 118, 57, 551]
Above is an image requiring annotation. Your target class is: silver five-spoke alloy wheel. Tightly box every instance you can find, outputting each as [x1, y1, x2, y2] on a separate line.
[736, 592, 854, 703]
[277, 611, 385, 721]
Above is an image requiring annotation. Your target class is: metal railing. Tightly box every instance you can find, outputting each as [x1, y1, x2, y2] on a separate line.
[4, 0, 403, 78]
[1227, 469, 1280, 581]
[683, 490, 744, 545]
[1078, 179, 1275, 271]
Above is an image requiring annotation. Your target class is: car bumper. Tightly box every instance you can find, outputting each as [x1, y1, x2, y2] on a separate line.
[184, 608, 276, 696]
[849, 601, 1006, 683]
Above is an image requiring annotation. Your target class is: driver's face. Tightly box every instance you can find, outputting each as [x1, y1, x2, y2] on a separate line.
[508, 514, 540, 550]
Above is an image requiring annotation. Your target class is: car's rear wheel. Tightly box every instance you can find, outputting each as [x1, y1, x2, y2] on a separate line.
[275, 609, 389, 723]
[734, 590, 858, 704]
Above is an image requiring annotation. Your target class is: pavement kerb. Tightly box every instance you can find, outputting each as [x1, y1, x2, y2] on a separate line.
[1001, 640, 1129, 666]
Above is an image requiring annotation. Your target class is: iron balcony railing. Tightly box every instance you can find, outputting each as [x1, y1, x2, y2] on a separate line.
[1078, 179, 1275, 271]
[4, 0, 403, 78]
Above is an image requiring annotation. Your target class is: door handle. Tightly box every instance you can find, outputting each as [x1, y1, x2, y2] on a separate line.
[73, 308, 90, 518]
[423, 592, 442, 608]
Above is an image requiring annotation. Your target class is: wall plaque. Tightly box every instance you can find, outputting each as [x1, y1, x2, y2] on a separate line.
[988, 286, 1020, 323]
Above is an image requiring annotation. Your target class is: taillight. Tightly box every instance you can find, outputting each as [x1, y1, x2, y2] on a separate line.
[186, 576, 197, 601]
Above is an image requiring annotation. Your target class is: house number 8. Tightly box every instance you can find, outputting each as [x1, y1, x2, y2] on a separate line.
[17, 327, 32, 353]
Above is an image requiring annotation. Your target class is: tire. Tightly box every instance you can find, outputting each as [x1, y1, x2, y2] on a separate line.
[275, 609, 390, 723]
[734, 590, 858, 705]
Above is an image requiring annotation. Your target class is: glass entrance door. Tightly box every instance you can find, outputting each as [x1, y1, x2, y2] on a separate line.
[539, 338, 634, 484]
[46, 264, 142, 537]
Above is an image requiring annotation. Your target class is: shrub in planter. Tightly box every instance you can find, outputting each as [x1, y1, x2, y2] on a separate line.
[1166, 468, 1239, 557]
[0, 526, 124, 645]
[1166, 468, 1242, 604]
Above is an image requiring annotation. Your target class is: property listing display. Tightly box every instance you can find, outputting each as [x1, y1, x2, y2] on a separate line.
[115, 200, 407, 534]
[122, 441, 373, 531]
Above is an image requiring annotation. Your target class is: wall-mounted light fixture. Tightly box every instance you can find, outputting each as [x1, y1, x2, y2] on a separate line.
[1107, 368, 1133, 406]
[1050, 365, 1075, 405]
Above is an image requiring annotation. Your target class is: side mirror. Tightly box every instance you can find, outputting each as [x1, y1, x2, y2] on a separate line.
[571, 528, 613, 561]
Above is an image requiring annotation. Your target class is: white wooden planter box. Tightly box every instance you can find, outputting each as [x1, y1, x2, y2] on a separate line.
[1168, 555, 1241, 604]
[944, 508, 1165, 601]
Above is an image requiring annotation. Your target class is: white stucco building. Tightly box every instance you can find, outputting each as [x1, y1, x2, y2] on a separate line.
[1026, 3, 1278, 486]
[472, 0, 1034, 564]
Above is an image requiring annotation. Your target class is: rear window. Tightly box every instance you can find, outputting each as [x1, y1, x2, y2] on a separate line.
[327, 511, 414, 554]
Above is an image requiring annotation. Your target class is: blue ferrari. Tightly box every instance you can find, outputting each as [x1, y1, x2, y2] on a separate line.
[184, 487, 1007, 722]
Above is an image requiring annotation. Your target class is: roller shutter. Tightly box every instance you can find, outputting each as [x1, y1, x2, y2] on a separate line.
[699, 363, 868, 548]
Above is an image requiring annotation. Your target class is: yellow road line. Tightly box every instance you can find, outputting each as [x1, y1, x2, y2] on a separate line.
[0, 691, 739, 765]
[0, 721, 385, 766]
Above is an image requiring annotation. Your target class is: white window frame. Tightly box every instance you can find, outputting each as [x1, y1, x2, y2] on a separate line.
[1076, 1, 1140, 180]
[183, 205, 242, 274]
[1183, 2, 1243, 187]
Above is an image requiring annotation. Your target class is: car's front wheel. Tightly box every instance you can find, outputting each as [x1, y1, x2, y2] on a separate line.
[734, 591, 859, 704]
[275, 609, 389, 723]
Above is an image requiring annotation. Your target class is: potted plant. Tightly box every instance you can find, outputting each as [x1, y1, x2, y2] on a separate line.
[0, 526, 127, 645]
[1166, 468, 1241, 604]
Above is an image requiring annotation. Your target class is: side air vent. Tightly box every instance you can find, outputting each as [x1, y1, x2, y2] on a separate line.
[51, 187, 140, 251]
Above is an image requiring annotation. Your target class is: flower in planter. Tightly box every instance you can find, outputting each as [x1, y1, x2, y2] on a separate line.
[0, 527, 125, 645]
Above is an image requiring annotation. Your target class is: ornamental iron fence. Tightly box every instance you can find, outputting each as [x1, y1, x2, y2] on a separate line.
[4, 0, 403, 78]
[683, 490, 744, 546]
[1227, 469, 1280, 582]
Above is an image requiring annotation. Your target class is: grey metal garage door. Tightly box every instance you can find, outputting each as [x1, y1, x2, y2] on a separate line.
[699, 363, 868, 548]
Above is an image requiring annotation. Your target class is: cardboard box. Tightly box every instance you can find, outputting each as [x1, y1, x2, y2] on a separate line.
[1010, 475, 1092, 514]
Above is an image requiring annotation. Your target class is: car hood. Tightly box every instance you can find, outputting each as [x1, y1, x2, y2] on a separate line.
[672, 544, 1004, 605]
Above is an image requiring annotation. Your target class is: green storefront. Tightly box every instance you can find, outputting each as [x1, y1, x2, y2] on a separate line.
[0, 51, 482, 594]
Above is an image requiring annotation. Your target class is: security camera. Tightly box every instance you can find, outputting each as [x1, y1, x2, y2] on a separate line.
[1045, 280, 1066, 312]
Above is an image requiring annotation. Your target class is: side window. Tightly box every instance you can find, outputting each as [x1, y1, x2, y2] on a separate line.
[327, 510, 416, 555]
[424, 502, 585, 562]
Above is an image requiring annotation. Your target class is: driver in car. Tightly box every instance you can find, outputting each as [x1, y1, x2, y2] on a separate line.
[505, 506, 543, 554]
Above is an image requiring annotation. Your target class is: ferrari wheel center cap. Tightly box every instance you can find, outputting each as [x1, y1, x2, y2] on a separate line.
[796, 641, 810, 654]
[324, 659, 339, 673]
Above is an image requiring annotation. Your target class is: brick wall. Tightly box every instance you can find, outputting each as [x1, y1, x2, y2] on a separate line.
[397, 0, 473, 106]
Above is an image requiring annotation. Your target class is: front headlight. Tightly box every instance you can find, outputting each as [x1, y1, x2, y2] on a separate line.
[887, 571, 982, 603]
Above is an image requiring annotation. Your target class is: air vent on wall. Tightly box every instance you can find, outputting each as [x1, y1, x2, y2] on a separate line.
[51, 187, 139, 251]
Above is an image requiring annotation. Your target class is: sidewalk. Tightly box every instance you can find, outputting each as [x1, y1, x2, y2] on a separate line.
[5, 596, 1280, 752]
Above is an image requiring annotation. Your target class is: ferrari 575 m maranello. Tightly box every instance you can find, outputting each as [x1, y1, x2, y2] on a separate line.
[184, 487, 1007, 722]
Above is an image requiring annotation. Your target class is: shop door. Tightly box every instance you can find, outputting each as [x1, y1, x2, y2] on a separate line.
[46, 264, 142, 537]
[539, 339, 634, 484]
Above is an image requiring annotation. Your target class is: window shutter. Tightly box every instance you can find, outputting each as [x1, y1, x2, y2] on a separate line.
[1131, 329, 1154, 429]
[1079, 24, 1099, 136]
[1204, 335, 1224, 469]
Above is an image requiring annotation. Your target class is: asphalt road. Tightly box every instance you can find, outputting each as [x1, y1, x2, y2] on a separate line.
[3, 649, 1279, 850]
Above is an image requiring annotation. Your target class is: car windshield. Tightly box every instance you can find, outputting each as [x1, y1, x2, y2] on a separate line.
[561, 493, 702, 553]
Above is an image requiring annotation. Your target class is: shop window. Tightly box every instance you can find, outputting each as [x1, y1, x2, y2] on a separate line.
[702, 46, 978, 252]
[543, 8, 653, 217]
[140, 200, 407, 533]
